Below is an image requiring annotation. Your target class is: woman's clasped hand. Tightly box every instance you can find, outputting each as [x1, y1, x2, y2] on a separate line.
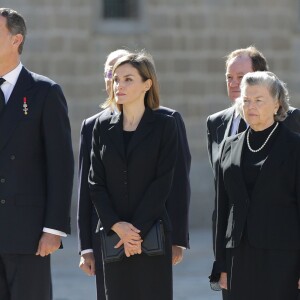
[112, 221, 143, 257]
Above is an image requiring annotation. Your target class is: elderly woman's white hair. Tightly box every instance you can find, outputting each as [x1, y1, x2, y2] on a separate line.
[236, 71, 290, 122]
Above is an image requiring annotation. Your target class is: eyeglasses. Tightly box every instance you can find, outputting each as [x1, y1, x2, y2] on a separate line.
[104, 69, 113, 80]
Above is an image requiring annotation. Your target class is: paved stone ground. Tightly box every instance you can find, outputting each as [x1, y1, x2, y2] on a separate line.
[52, 228, 220, 300]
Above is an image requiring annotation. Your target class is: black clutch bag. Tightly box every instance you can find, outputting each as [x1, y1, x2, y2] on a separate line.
[100, 220, 165, 263]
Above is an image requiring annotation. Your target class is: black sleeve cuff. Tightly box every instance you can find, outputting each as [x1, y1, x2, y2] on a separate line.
[209, 260, 226, 291]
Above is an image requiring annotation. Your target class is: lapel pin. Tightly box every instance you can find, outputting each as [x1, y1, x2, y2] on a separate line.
[23, 97, 28, 115]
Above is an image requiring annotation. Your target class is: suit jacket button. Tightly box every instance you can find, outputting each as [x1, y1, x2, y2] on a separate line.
[10, 155, 16, 160]
[0, 178, 5, 183]
[0, 199, 5, 204]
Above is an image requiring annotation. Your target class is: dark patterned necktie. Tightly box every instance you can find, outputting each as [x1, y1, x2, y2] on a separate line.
[237, 117, 247, 133]
[0, 78, 6, 114]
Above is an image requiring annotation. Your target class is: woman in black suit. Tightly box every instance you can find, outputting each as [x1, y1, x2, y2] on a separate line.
[89, 51, 178, 300]
[210, 71, 300, 299]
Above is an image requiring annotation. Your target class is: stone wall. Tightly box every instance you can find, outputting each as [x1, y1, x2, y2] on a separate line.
[3, 0, 300, 229]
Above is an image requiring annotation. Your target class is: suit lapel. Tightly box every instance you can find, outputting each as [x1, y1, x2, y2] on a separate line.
[228, 125, 289, 203]
[213, 107, 235, 173]
[216, 107, 234, 144]
[126, 107, 155, 158]
[251, 125, 288, 198]
[106, 113, 126, 161]
[105, 108, 155, 161]
[0, 67, 33, 152]
[229, 131, 250, 203]
[230, 131, 245, 167]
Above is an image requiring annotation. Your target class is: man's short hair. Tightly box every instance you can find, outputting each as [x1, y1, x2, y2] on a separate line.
[0, 8, 26, 54]
[225, 46, 269, 72]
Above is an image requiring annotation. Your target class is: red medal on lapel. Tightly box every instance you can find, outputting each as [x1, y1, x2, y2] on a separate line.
[23, 97, 28, 115]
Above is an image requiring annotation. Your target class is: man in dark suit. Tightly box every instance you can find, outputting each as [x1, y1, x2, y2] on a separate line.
[0, 8, 74, 300]
[77, 50, 191, 299]
[206, 46, 300, 298]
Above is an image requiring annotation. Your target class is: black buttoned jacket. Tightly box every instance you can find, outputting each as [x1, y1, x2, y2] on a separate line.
[207, 105, 300, 253]
[213, 124, 300, 272]
[78, 106, 191, 254]
[0, 67, 74, 254]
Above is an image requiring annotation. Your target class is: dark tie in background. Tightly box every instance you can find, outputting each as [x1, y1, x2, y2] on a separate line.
[237, 117, 247, 133]
[0, 78, 6, 114]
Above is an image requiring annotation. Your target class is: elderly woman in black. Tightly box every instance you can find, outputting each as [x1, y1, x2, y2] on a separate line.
[210, 71, 300, 299]
[88, 51, 177, 300]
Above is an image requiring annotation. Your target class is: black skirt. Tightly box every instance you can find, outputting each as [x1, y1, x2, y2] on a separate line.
[226, 236, 300, 300]
[102, 231, 173, 300]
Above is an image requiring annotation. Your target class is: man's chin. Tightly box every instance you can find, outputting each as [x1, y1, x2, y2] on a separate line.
[229, 98, 238, 103]
[229, 93, 240, 102]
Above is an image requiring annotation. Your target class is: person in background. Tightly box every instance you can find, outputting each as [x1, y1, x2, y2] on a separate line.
[206, 46, 300, 299]
[0, 8, 73, 300]
[89, 50, 177, 300]
[77, 49, 130, 300]
[211, 71, 300, 299]
[207, 46, 300, 188]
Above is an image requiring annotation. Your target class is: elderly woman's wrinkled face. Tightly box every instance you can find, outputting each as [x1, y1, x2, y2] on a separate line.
[242, 84, 279, 131]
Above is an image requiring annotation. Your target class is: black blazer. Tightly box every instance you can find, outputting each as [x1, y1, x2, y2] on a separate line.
[77, 109, 110, 253]
[157, 107, 191, 248]
[207, 106, 300, 180]
[207, 106, 235, 180]
[207, 105, 300, 252]
[77, 107, 190, 252]
[214, 124, 300, 271]
[0, 67, 74, 254]
[89, 107, 178, 238]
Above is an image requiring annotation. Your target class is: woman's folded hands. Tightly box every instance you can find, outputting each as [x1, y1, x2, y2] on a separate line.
[112, 221, 143, 257]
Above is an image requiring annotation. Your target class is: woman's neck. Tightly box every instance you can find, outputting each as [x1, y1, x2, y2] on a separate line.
[123, 103, 145, 131]
[250, 120, 275, 132]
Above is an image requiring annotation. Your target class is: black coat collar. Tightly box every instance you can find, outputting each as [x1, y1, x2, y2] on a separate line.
[228, 124, 289, 201]
[106, 107, 156, 161]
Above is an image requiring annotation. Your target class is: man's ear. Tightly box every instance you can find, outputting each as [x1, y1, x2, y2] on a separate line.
[12, 33, 23, 48]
